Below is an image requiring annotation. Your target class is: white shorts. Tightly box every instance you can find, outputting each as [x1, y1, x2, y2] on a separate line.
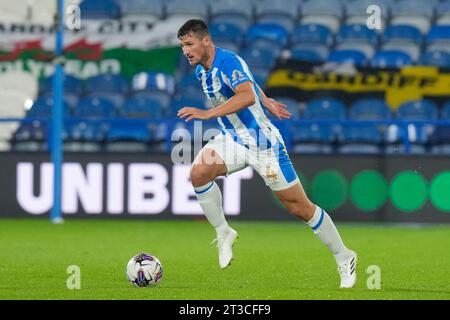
[200, 133, 300, 191]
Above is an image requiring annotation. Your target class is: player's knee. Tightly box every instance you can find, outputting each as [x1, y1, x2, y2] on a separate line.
[190, 164, 213, 187]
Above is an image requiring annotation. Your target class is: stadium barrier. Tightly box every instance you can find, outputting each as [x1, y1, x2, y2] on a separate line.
[1, 151, 449, 223]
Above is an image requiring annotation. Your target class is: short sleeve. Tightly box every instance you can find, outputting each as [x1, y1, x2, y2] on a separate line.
[222, 54, 252, 90]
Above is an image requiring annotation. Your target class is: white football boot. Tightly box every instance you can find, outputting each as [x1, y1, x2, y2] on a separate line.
[338, 250, 357, 288]
[212, 227, 238, 269]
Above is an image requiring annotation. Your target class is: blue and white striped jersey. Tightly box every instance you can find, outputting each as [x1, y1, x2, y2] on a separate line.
[195, 47, 283, 150]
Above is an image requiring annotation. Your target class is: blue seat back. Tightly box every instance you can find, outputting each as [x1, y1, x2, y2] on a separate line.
[427, 25, 450, 43]
[350, 99, 392, 120]
[79, 0, 120, 19]
[303, 98, 346, 120]
[328, 49, 367, 66]
[292, 123, 335, 143]
[209, 22, 243, 44]
[132, 72, 175, 95]
[245, 23, 289, 47]
[123, 96, 163, 118]
[336, 24, 378, 45]
[85, 74, 129, 95]
[291, 24, 333, 46]
[28, 96, 72, 117]
[383, 25, 422, 44]
[106, 122, 151, 142]
[371, 50, 412, 68]
[440, 101, 450, 119]
[75, 97, 116, 118]
[39, 75, 83, 95]
[397, 100, 438, 120]
[339, 125, 383, 143]
[419, 51, 450, 67]
[65, 121, 104, 142]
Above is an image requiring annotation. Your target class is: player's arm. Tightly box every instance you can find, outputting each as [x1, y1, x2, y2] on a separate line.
[178, 81, 255, 121]
[256, 83, 292, 120]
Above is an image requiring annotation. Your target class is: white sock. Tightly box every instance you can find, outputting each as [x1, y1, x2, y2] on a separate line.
[307, 205, 351, 264]
[194, 181, 229, 235]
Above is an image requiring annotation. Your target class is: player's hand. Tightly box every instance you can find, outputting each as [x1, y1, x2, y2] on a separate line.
[177, 107, 211, 122]
[263, 98, 292, 120]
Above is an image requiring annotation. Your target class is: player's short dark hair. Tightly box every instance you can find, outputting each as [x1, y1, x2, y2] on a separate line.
[177, 19, 210, 39]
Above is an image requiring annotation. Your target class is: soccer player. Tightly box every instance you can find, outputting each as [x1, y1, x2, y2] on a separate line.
[176, 19, 357, 288]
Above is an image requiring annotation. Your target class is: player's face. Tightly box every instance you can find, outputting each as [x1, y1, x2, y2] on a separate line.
[179, 32, 209, 66]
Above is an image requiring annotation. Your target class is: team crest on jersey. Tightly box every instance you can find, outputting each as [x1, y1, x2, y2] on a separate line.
[231, 70, 245, 83]
[265, 165, 278, 183]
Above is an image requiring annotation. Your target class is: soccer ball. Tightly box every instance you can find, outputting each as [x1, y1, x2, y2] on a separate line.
[126, 253, 163, 287]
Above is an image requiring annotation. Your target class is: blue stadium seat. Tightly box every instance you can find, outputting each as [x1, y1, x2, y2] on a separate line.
[131, 91, 171, 114]
[254, 0, 299, 31]
[297, 98, 345, 153]
[429, 126, 450, 154]
[85, 74, 129, 95]
[392, 100, 439, 152]
[290, 24, 333, 46]
[117, 0, 164, 20]
[239, 47, 277, 69]
[244, 23, 289, 49]
[291, 123, 335, 154]
[209, 0, 253, 32]
[336, 24, 378, 45]
[27, 96, 72, 118]
[431, 99, 450, 154]
[176, 51, 196, 78]
[382, 25, 422, 45]
[436, 0, 450, 25]
[79, 0, 120, 20]
[270, 97, 301, 119]
[34, 93, 78, 114]
[209, 22, 243, 47]
[290, 48, 324, 62]
[337, 125, 384, 154]
[176, 73, 200, 93]
[132, 71, 175, 95]
[86, 92, 125, 110]
[371, 50, 412, 68]
[12, 121, 49, 151]
[122, 96, 163, 119]
[350, 99, 392, 120]
[390, 0, 433, 34]
[213, 39, 240, 52]
[380, 43, 420, 63]
[13, 121, 47, 142]
[39, 75, 83, 96]
[397, 100, 438, 120]
[64, 121, 105, 142]
[106, 122, 151, 143]
[167, 96, 208, 118]
[328, 49, 367, 67]
[165, 0, 208, 20]
[419, 51, 450, 67]
[303, 98, 346, 120]
[74, 97, 117, 118]
[426, 25, 450, 43]
[301, 0, 343, 32]
[290, 43, 329, 61]
[441, 100, 450, 119]
[251, 68, 270, 87]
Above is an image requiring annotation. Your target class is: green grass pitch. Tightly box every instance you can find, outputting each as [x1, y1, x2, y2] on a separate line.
[0, 218, 449, 300]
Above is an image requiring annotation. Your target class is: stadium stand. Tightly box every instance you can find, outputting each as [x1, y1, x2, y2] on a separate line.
[1, 0, 450, 154]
